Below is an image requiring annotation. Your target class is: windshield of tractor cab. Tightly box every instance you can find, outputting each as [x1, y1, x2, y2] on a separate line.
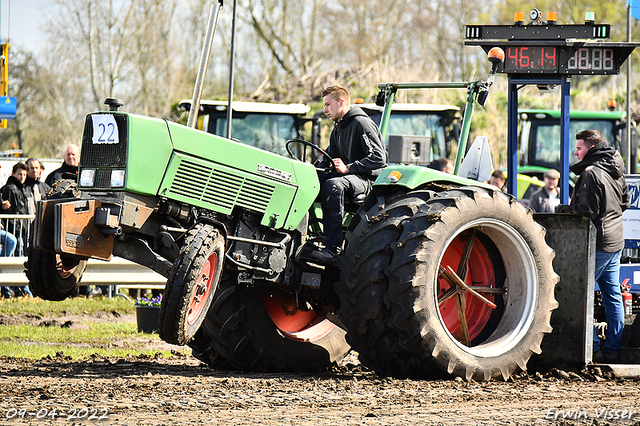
[365, 110, 451, 159]
[205, 112, 298, 155]
[527, 119, 615, 168]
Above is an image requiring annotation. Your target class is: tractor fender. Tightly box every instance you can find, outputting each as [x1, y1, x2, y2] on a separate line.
[374, 164, 496, 191]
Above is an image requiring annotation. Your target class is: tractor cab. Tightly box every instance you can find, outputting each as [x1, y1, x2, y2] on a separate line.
[178, 100, 314, 155]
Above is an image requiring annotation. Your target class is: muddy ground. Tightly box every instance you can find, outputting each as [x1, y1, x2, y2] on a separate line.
[1, 312, 640, 425]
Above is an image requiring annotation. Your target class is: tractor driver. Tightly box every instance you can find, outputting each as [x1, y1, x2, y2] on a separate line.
[311, 86, 388, 263]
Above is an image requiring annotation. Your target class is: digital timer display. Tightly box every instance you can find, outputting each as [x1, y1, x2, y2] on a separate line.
[563, 47, 615, 73]
[505, 46, 557, 73]
[501, 46, 619, 75]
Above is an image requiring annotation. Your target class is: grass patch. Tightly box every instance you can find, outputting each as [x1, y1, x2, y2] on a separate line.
[0, 322, 140, 343]
[0, 297, 191, 360]
[0, 296, 135, 316]
[0, 342, 179, 360]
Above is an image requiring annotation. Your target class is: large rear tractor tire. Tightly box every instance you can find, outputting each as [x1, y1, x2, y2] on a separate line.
[25, 247, 87, 301]
[201, 272, 350, 372]
[159, 223, 225, 346]
[187, 328, 230, 370]
[337, 187, 559, 381]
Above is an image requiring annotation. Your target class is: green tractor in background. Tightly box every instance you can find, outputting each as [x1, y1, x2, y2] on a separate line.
[518, 108, 638, 181]
[176, 99, 317, 156]
[25, 36, 559, 380]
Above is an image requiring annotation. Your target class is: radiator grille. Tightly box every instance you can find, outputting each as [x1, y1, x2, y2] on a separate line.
[95, 169, 113, 188]
[169, 159, 274, 212]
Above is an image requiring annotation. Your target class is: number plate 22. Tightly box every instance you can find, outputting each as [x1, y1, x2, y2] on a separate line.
[92, 114, 119, 145]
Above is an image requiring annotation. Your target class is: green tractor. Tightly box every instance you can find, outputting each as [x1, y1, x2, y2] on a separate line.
[26, 45, 558, 380]
[518, 108, 638, 180]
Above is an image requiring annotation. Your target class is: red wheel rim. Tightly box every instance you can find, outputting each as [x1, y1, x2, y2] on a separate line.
[438, 232, 497, 343]
[187, 252, 217, 325]
[263, 289, 334, 341]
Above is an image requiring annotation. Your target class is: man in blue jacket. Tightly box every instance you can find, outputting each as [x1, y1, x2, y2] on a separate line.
[311, 86, 387, 263]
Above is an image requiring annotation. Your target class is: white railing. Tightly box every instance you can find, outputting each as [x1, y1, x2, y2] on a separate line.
[0, 214, 34, 257]
[0, 256, 166, 299]
[0, 214, 166, 298]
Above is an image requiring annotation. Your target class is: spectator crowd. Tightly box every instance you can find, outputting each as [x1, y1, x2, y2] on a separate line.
[1, 145, 86, 298]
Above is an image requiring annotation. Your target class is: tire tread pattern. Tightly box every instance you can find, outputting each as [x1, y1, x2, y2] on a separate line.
[337, 186, 558, 381]
[159, 224, 224, 345]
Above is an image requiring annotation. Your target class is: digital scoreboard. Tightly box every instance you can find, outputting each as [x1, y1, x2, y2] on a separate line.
[465, 22, 639, 76]
[501, 45, 620, 75]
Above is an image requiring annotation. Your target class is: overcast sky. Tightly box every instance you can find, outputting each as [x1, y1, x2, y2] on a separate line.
[0, 0, 46, 53]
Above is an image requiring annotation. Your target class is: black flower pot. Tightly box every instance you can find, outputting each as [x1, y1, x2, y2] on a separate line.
[135, 305, 160, 333]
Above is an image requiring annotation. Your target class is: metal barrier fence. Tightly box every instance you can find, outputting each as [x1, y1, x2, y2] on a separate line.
[0, 214, 34, 257]
[0, 214, 166, 299]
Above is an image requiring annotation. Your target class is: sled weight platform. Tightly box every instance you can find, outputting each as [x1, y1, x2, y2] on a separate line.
[534, 213, 596, 368]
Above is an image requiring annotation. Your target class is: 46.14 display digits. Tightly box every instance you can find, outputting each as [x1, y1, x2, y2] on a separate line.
[505, 46, 557, 72]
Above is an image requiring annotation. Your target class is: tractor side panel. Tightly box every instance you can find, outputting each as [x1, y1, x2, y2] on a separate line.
[160, 152, 304, 229]
[166, 121, 319, 229]
[127, 115, 175, 195]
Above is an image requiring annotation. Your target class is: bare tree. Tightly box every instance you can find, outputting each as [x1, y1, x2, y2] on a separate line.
[9, 0, 193, 156]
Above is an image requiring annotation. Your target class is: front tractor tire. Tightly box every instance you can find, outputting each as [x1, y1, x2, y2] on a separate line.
[337, 186, 559, 381]
[26, 248, 87, 301]
[159, 223, 225, 346]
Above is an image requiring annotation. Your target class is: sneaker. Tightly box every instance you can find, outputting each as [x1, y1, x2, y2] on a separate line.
[593, 350, 621, 364]
[309, 247, 339, 264]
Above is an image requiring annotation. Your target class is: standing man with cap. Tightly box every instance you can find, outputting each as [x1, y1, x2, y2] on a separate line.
[556, 129, 630, 363]
[529, 169, 561, 213]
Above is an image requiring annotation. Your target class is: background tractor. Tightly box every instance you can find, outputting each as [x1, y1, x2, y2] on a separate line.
[517, 108, 638, 181]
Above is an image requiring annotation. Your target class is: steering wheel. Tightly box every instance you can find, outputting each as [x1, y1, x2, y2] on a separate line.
[285, 139, 336, 172]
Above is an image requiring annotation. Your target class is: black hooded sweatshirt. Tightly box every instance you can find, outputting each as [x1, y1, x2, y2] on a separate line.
[558, 142, 630, 252]
[319, 106, 387, 179]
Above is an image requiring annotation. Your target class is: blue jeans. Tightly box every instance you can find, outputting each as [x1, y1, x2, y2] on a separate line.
[0, 230, 16, 256]
[593, 250, 624, 352]
[1, 230, 18, 298]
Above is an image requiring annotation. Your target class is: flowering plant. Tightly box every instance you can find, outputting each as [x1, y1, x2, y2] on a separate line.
[134, 294, 162, 307]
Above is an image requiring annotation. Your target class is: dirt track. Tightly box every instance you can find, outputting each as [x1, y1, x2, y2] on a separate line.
[1, 314, 640, 425]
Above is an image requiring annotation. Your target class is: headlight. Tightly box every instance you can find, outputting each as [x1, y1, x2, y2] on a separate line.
[111, 169, 125, 188]
[79, 169, 96, 187]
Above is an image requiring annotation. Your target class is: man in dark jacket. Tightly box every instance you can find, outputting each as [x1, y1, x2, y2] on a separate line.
[529, 169, 561, 213]
[311, 86, 387, 262]
[45, 144, 80, 187]
[556, 129, 630, 363]
[1, 162, 29, 232]
[24, 158, 51, 215]
[1, 163, 34, 298]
